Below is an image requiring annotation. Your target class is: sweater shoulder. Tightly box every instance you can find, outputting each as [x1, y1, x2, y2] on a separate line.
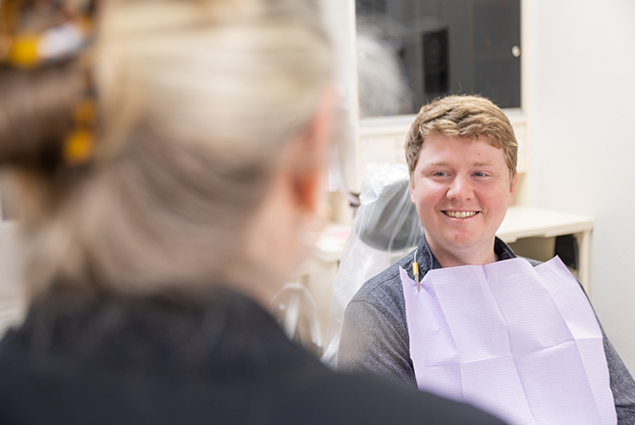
[348, 252, 412, 310]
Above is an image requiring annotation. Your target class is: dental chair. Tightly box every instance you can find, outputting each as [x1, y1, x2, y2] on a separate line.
[321, 162, 423, 367]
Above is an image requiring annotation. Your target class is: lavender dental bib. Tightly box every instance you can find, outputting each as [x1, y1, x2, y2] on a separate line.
[400, 256, 616, 425]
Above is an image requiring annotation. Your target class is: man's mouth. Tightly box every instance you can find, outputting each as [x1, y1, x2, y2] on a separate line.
[443, 211, 478, 218]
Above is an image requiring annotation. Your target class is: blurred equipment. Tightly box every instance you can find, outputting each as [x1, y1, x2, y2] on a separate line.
[356, 27, 413, 117]
[270, 283, 323, 357]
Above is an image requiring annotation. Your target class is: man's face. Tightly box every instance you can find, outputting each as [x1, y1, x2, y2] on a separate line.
[409, 134, 516, 263]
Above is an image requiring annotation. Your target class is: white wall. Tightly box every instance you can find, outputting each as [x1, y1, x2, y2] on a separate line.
[530, 0, 635, 372]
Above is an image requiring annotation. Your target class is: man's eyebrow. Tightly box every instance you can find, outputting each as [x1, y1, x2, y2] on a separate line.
[423, 161, 495, 167]
[424, 161, 451, 167]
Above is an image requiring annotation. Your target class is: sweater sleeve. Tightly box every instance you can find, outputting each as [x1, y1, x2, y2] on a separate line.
[599, 324, 635, 424]
[576, 276, 635, 424]
[338, 299, 417, 387]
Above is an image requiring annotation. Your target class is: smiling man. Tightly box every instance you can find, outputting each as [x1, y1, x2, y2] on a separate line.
[409, 132, 516, 268]
[338, 95, 635, 423]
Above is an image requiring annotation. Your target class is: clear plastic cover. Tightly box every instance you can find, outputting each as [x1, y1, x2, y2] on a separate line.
[270, 283, 323, 357]
[321, 162, 423, 367]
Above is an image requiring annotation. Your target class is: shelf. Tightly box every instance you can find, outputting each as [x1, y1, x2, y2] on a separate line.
[497, 206, 593, 244]
[314, 223, 351, 263]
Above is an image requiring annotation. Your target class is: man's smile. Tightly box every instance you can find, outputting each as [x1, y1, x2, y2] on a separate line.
[443, 211, 479, 218]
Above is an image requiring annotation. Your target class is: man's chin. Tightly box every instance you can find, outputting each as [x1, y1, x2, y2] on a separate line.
[436, 234, 495, 253]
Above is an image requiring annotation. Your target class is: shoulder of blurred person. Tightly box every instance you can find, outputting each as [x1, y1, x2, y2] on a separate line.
[0, 287, 505, 425]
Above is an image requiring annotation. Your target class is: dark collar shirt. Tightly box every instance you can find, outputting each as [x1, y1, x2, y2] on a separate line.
[0, 287, 506, 425]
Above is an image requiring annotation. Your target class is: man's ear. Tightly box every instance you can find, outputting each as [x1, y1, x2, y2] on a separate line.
[508, 172, 518, 206]
[409, 179, 416, 204]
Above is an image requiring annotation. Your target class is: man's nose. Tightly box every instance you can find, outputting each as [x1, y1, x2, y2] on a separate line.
[446, 175, 473, 201]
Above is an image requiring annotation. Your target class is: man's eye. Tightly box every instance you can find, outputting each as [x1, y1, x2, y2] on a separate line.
[474, 172, 487, 177]
[432, 171, 446, 177]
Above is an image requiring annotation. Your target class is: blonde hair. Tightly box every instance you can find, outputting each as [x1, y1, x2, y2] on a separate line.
[0, 0, 333, 296]
[405, 95, 518, 182]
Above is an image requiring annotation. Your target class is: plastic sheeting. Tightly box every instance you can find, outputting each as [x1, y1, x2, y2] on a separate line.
[321, 162, 423, 366]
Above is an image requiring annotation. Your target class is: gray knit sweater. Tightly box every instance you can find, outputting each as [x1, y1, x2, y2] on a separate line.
[339, 236, 635, 424]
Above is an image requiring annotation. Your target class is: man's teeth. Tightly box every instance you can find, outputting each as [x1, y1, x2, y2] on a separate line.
[445, 211, 477, 218]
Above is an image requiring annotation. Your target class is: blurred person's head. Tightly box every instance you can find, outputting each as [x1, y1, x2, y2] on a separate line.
[405, 95, 517, 267]
[0, 0, 335, 303]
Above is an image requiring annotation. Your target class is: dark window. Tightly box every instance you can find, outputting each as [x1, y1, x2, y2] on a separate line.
[356, 0, 521, 116]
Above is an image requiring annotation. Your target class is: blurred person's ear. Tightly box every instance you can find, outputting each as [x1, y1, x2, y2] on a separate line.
[289, 86, 337, 213]
[241, 87, 337, 298]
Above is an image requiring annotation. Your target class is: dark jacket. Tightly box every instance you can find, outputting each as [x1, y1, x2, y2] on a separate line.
[0, 288, 506, 425]
[339, 236, 635, 424]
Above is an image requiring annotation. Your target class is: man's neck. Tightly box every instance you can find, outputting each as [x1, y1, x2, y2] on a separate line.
[426, 237, 498, 268]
